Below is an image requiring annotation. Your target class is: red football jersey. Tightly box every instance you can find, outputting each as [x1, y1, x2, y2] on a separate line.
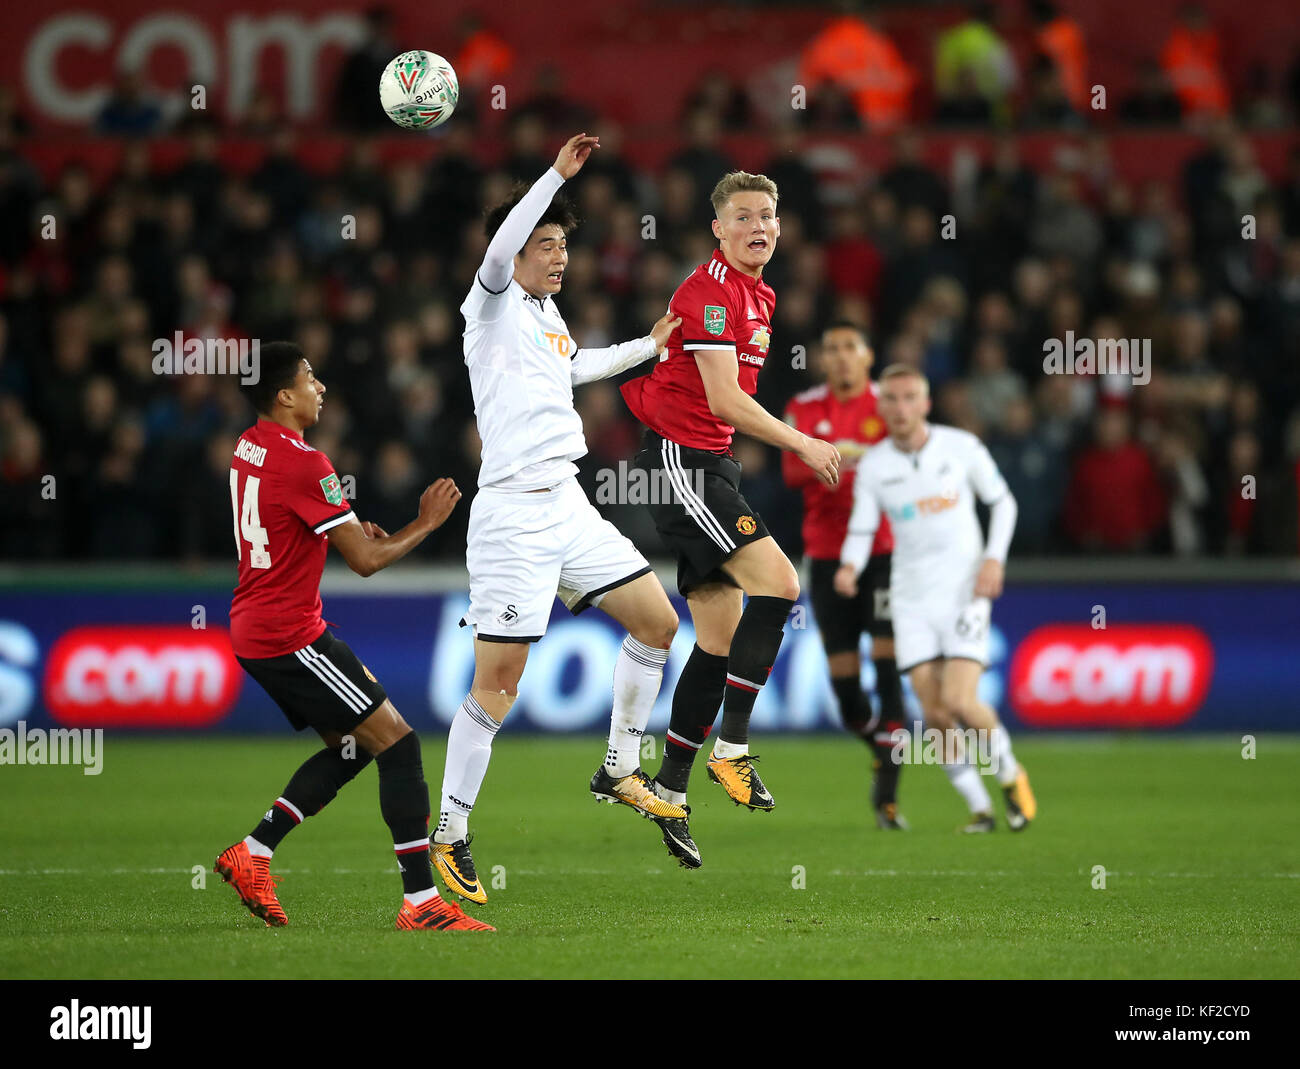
[228, 419, 353, 659]
[621, 249, 775, 452]
[782, 382, 894, 560]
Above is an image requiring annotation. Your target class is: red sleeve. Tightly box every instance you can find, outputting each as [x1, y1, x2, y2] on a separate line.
[674, 272, 739, 354]
[781, 400, 816, 489]
[283, 448, 353, 535]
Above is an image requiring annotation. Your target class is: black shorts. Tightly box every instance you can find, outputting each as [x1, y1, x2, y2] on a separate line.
[808, 555, 894, 654]
[237, 628, 388, 734]
[632, 430, 770, 596]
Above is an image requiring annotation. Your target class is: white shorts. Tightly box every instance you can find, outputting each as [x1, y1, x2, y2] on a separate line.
[892, 589, 992, 672]
[461, 477, 651, 643]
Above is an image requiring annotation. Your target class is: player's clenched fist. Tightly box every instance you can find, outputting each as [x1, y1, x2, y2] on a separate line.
[797, 434, 841, 486]
[418, 478, 462, 531]
[553, 133, 600, 179]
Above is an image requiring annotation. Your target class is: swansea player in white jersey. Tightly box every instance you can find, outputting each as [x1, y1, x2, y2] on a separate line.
[835, 365, 1037, 831]
[433, 133, 686, 907]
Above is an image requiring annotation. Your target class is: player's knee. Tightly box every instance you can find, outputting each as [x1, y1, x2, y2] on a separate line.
[940, 689, 976, 721]
[640, 607, 679, 651]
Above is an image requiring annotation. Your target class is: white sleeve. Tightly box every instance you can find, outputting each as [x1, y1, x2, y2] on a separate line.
[969, 439, 1016, 562]
[478, 167, 566, 294]
[840, 470, 880, 575]
[984, 492, 1017, 563]
[570, 336, 657, 386]
[969, 440, 1011, 505]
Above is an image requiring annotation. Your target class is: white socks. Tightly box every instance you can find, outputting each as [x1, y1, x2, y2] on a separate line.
[990, 725, 1020, 786]
[604, 636, 669, 778]
[712, 738, 747, 760]
[945, 761, 993, 815]
[243, 836, 272, 858]
[436, 695, 501, 844]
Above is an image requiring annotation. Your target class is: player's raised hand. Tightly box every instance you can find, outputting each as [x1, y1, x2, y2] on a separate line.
[797, 434, 841, 486]
[650, 308, 682, 353]
[553, 133, 600, 179]
[418, 478, 462, 531]
[833, 563, 859, 598]
[974, 558, 1004, 599]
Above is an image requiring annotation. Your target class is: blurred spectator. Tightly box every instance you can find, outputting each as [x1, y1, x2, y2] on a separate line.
[1029, 1, 1088, 114]
[682, 72, 754, 131]
[879, 131, 948, 219]
[797, 1, 914, 132]
[452, 13, 516, 122]
[1063, 404, 1167, 551]
[966, 333, 1026, 428]
[250, 128, 311, 231]
[1021, 54, 1084, 129]
[987, 394, 1067, 552]
[763, 125, 824, 241]
[1120, 59, 1184, 125]
[669, 112, 737, 226]
[96, 70, 165, 136]
[0, 84, 32, 138]
[1160, 3, 1230, 119]
[518, 64, 597, 133]
[333, 7, 397, 131]
[1237, 62, 1286, 128]
[934, 3, 1016, 125]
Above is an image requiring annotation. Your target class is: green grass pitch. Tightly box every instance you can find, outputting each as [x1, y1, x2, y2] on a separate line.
[1, 735, 1297, 979]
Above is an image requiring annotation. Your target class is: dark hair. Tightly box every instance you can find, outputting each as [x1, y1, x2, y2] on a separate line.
[484, 181, 580, 252]
[244, 341, 306, 415]
[822, 319, 871, 347]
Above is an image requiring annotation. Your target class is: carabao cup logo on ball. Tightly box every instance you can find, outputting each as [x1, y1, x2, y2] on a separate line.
[380, 50, 460, 129]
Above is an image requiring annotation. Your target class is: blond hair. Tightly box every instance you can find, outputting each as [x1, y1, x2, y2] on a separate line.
[710, 171, 779, 217]
[878, 363, 930, 394]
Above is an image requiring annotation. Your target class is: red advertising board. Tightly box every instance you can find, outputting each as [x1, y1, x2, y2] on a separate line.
[1009, 624, 1214, 728]
[43, 625, 243, 727]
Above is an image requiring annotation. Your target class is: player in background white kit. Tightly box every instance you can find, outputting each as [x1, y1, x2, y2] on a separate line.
[432, 134, 687, 908]
[834, 365, 1037, 832]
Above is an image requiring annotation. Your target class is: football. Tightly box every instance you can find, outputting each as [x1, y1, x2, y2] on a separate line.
[379, 50, 459, 130]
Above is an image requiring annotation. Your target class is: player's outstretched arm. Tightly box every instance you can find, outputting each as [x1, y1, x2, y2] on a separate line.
[479, 133, 599, 293]
[329, 478, 462, 578]
[694, 349, 841, 485]
[570, 310, 680, 386]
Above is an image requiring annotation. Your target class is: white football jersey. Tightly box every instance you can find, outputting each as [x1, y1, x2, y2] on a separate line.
[843, 424, 1011, 601]
[461, 276, 587, 490]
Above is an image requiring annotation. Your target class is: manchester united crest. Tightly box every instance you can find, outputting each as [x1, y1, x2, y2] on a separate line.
[736, 515, 757, 535]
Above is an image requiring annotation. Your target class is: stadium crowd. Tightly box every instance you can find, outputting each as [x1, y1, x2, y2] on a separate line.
[2, 2, 1299, 562]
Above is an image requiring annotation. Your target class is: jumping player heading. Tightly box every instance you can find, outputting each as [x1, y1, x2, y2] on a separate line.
[621, 171, 841, 867]
[434, 133, 686, 907]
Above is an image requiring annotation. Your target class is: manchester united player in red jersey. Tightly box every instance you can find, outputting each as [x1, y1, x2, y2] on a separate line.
[215, 341, 493, 932]
[620, 171, 840, 867]
[783, 321, 909, 829]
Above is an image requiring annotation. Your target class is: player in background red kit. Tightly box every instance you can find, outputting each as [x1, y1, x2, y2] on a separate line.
[217, 341, 492, 932]
[783, 322, 908, 829]
[620, 171, 840, 866]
